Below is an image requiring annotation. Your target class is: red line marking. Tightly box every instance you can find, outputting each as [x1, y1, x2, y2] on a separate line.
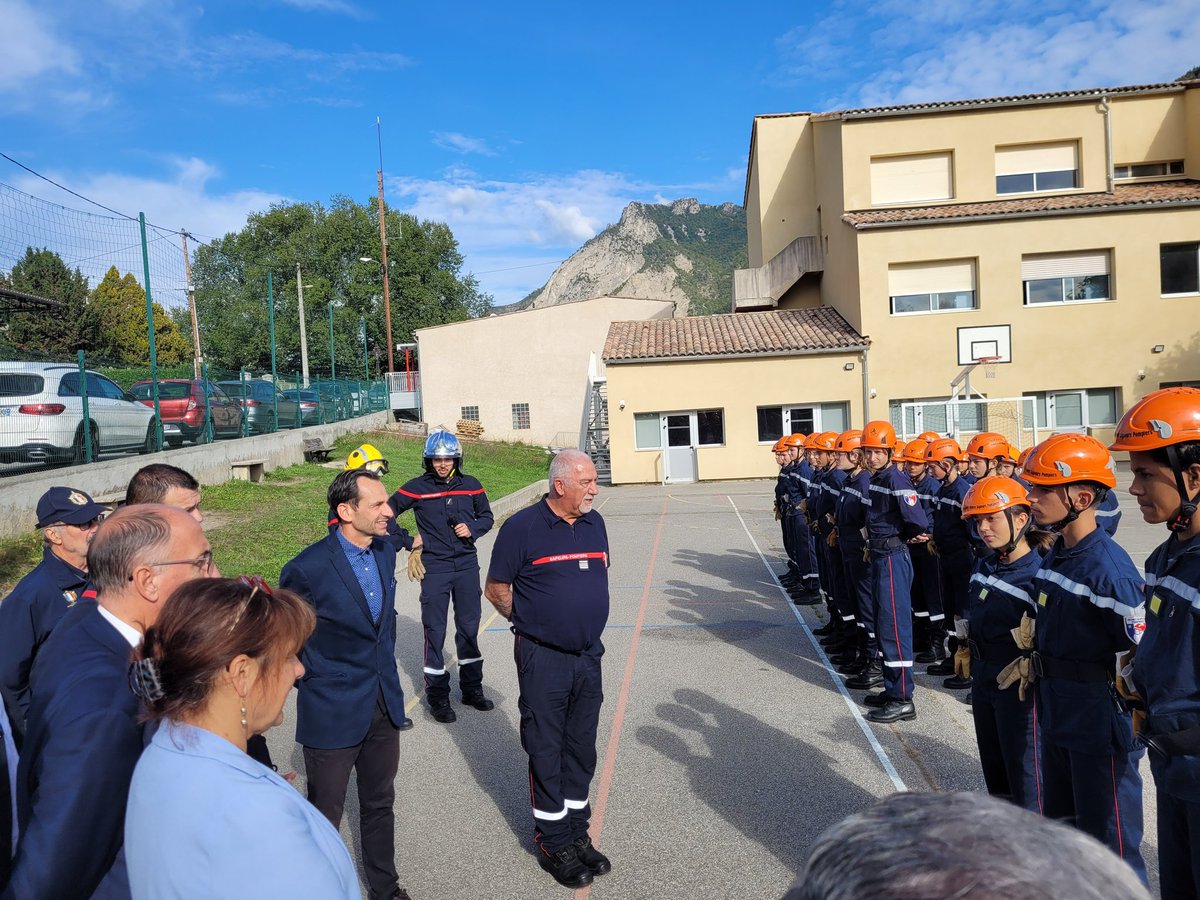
[576, 495, 668, 898]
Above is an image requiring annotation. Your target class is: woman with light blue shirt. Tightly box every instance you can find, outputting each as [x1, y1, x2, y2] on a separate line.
[124, 576, 362, 899]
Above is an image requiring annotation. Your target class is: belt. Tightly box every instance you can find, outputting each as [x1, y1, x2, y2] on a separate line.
[1029, 652, 1110, 683]
[511, 627, 585, 657]
[868, 536, 903, 553]
[1142, 724, 1200, 758]
[969, 639, 1020, 663]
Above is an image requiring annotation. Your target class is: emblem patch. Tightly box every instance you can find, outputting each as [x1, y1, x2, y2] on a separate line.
[901, 491, 917, 507]
[1125, 604, 1146, 644]
[1037, 592, 1048, 607]
[63, 590, 77, 607]
[67, 491, 88, 506]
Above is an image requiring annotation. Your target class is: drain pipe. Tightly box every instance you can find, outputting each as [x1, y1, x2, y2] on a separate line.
[860, 344, 871, 422]
[1100, 95, 1114, 194]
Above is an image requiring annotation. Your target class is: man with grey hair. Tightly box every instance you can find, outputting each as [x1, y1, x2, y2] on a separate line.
[784, 791, 1151, 900]
[5, 505, 215, 900]
[485, 449, 610, 890]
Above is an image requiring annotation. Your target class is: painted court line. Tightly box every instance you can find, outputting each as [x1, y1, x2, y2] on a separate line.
[725, 495, 907, 792]
[577, 494, 669, 898]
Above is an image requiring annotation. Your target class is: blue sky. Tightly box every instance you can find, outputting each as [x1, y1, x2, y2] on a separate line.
[2, 0, 1198, 306]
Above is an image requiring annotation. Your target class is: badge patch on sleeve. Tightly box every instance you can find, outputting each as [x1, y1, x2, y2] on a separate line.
[1125, 605, 1146, 644]
[1037, 592, 1048, 607]
[901, 491, 917, 507]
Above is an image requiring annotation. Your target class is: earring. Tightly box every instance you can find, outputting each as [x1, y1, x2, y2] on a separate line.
[240, 701, 247, 729]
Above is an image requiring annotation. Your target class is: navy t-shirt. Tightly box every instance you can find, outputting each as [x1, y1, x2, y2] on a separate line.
[488, 497, 610, 652]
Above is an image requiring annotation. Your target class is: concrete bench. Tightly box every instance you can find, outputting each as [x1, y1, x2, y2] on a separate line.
[231, 459, 268, 483]
[303, 438, 335, 462]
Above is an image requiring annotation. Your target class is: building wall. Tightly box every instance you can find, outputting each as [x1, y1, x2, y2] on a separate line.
[854, 207, 1200, 434]
[747, 115, 818, 267]
[606, 353, 865, 484]
[1111, 94, 1189, 168]
[417, 297, 674, 445]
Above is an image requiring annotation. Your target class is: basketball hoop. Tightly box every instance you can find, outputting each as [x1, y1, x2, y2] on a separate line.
[978, 355, 1000, 380]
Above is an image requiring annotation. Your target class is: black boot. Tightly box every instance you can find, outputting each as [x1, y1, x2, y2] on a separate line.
[573, 836, 611, 876]
[462, 689, 494, 711]
[926, 635, 956, 675]
[846, 659, 883, 689]
[812, 620, 837, 637]
[429, 690, 456, 723]
[867, 699, 917, 723]
[538, 844, 593, 889]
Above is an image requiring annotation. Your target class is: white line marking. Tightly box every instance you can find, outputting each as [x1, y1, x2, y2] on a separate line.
[726, 495, 907, 791]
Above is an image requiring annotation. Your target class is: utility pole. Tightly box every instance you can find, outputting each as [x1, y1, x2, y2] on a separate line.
[296, 263, 310, 387]
[376, 116, 395, 373]
[180, 231, 201, 379]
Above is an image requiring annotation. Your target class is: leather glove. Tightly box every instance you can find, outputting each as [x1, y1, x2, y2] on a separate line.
[774, 506, 782, 521]
[862, 543, 871, 563]
[826, 529, 838, 547]
[1011, 612, 1035, 651]
[954, 645, 972, 680]
[1132, 708, 1147, 738]
[927, 537, 939, 557]
[799, 499, 808, 515]
[1115, 648, 1139, 701]
[997, 656, 1033, 702]
[406, 546, 426, 582]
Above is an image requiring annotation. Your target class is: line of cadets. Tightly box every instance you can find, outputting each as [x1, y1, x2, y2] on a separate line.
[771, 387, 1200, 898]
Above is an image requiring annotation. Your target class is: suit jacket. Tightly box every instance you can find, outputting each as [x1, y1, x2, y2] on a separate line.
[125, 722, 360, 899]
[280, 531, 406, 750]
[3, 600, 140, 900]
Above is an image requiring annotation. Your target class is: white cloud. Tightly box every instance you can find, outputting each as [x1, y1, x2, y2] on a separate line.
[432, 132, 497, 156]
[0, 0, 79, 94]
[275, 0, 367, 16]
[4, 158, 288, 306]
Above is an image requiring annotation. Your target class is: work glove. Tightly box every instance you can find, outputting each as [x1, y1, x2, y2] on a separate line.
[774, 506, 782, 522]
[1114, 648, 1148, 738]
[799, 499, 808, 515]
[997, 613, 1036, 701]
[953, 617, 971, 678]
[826, 529, 838, 547]
[406, 546, 426, 582]
[862, 544, 871, 564]
[927, 537, 939, 557]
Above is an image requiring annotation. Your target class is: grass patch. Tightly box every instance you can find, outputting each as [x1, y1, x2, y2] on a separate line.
[0, 432, 549, 594]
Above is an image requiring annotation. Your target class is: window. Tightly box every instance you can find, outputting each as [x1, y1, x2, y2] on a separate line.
[890, 398, 982, 436]
[1161, 242, 1200, 295]
[1022, 251, 1111, 305]
[634, 413, 660, 450]
[995, 142, 1078, 194]
[1114, 161, 1184, 179]
[819, 403, 848, 433]
[870, 152, 953, 205]
[697, 409, 725, 446]
[89, 374, 127, 400]
[1025, 387, 1118, 430]
[0, 374, 43, 397]
[889, 259, 977, 315]
[511, 403, 530, 430]
[1162, 380, 1200, 389]
[461, 405, 480, 421]
[757, 406, 784, 443]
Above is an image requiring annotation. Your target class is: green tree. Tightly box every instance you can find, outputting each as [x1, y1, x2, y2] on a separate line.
[1179, 65, 1200, 81]
[90, 266, 190, 366]
[0, 247, 96, 358]
[189, 197, 491, 375]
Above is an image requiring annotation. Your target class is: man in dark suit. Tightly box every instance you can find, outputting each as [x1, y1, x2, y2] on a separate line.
[281, 469, 411, 900]
[3, 504, 215, 899]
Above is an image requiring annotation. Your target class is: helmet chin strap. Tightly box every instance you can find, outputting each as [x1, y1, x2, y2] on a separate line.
[999, 508, 1031, 559]
[1166, 445, 1198, 533]
[1044, 485, 1104, 533]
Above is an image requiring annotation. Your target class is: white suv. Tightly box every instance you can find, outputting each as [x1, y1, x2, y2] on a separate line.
[0, 362, 158, 465]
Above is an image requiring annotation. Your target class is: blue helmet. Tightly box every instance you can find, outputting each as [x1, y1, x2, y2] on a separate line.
[423, 430, 462, 461]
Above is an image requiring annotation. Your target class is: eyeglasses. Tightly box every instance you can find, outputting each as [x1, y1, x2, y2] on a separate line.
[228, 575, 274, 633]
[130, 550, 215, 581]
[48, 516, 104, 531]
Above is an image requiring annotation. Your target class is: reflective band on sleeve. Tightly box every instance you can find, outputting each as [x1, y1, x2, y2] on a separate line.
[1034, 568, 1141, 618]
[458, 656, 483, 665]
[883, 660, 914, 668]
[396, 488, 487, 500]
[563, 798, 589, 809]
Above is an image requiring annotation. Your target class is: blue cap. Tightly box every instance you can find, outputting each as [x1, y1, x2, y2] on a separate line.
[35, 487, 107, 529]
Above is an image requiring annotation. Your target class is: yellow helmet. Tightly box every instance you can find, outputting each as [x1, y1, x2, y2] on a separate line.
[344, 443, 389, 475]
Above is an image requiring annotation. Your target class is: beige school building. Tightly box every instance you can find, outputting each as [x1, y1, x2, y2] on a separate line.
[605, 79, 1200, 484]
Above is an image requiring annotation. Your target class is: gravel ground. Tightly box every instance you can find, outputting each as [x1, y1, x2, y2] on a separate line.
[265, 468, 1163, 899]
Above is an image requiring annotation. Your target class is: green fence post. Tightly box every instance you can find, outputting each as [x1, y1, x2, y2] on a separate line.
[239, 368, 249, 438]
[77, 350, 92, 464]
[201, 362, 214, 443]
[268, 272, 279, 433]
[139, 212, 163, 450]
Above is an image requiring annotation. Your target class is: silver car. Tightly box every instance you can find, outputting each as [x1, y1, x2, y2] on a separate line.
[0, 362, 158, 465]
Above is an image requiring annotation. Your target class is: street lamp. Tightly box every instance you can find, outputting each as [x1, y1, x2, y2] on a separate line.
[360, 255, 395, 373]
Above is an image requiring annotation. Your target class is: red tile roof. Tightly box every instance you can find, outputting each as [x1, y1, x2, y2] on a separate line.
[842, 180, 1200, 229]
[603, 307, 867, 363]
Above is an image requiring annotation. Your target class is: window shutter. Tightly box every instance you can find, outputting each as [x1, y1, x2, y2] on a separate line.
[1021, 251, 1110, 280]
[995, 142, 1077, 176]
[870, 152, 953, 204]
[888, 260, 975, 296]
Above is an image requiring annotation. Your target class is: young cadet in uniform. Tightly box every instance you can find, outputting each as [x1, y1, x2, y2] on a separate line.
[812, 432, 853, 660]
[833, 431, 879, 686]
[1110, 387, 1200, 899]
[782, 434, 821, 605]
[858, 421, 929, 723]
[961, 476, 1047, 812]
[485, 450, 611, 889]
[925, 439, 975, 687]
[901, 440, 939, 664]
[772, 438, 796, 583]
[0, 487, 104, 743]
[389, 431, 494, 723]
[1023, 434, 1147, 882]
[802, 434, 832, 614]
[966, 433, 1009, 483]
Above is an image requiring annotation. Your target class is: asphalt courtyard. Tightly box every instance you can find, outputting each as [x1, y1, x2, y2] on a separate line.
[264, 472, 1165, 900]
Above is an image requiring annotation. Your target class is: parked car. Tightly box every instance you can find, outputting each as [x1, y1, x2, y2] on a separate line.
[0, 362, 158, 464]
[216, 379, 300, 433]
[130, 379, 244, 446]
[307, 380, 354, 420]
[280, 389, 322, 426]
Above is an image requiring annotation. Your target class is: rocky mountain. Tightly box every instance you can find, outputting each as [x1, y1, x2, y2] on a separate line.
[502, 198, 747, 317]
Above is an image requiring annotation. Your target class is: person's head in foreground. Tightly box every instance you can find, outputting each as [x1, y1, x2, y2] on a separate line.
[784, 791, 1150, 900]
[132, 576, 315, 748]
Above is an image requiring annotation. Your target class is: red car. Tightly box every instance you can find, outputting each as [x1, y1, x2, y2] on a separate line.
[130, 379, 244, 446]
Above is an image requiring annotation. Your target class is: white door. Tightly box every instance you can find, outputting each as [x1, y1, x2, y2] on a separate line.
[662, 413, 696, 484]
[1048, 391, 1086, 433]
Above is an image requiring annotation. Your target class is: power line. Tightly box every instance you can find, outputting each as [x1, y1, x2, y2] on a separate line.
[473, 259, 564, 275]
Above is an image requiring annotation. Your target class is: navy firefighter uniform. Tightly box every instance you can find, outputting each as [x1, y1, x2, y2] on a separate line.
[815, 463, 850, 626]
[487, 497, 610, 860]
[835, 464, 875, 665]
[862, 423, 929, 717]
[1032, 528, 1147, 881]
[789, 454, 820, 595]
[388, 433, 494, 715]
